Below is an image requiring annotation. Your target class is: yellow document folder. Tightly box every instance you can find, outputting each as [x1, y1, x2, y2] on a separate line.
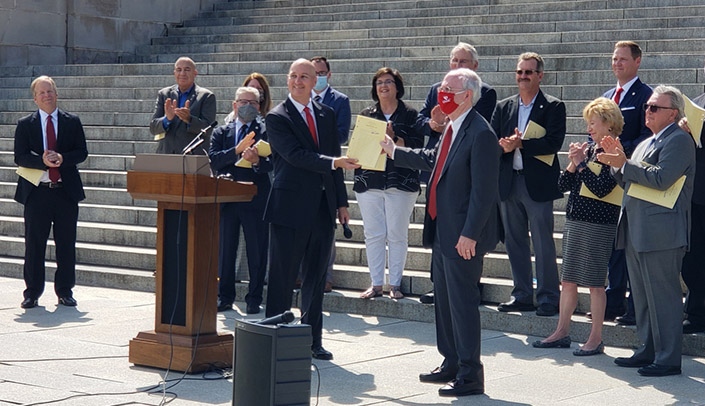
[627, 175, 686, 209]
[235, 139, 272, 168]
[523, 120, 555, 166]
[347, 115, 387, 171]
[16, 166, 44, 186]
[578, 162, 623, 206]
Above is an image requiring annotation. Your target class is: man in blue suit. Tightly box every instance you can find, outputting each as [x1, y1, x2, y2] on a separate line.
[311, 56, 352, 292]
[599, 85, 695, 377]
[264, 59, 359, 360]
[14, 76, 88, 309]
[382, 68, 500, 397]
[209, 86, 271, 315]
[600, 41, 653, 325]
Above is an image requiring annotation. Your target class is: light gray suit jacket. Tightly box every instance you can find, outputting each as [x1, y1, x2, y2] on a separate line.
[614, 123, 696, 252]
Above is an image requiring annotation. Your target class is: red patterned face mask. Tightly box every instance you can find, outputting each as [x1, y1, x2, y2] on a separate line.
[438, 90, 463, 115]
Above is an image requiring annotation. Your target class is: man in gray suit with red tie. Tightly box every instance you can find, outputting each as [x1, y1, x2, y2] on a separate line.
[263, 59, 359, 360]
[149, 56, 216, 154]
[599, 85, 695, 377]
[491, 52, 565, 317]
[14, 76, 88, 309]
[382, 68, 500, 397]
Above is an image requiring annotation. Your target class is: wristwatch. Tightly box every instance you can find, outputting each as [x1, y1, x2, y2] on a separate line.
[576, 162, 587, 171]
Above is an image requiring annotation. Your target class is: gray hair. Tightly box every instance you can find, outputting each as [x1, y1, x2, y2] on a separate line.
[235, 86, 260, 101]
[653, 84, 685, 121]
[450, 42, 479, 65]
[450, 68, 482, 106]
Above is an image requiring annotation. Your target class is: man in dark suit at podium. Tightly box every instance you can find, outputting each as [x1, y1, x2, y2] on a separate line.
[264, 59, 359, 360]
[209, 86, 272, 315]
[14, 75, 88, 309]
[149, 56, 216, 154]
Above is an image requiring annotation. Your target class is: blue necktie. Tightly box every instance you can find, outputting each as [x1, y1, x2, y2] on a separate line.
[236, 123, 248, 144]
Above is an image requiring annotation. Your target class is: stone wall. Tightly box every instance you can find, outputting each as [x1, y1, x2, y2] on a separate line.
[0, 0, 219, 66]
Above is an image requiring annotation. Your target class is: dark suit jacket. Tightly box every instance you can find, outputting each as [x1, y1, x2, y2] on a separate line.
[604, 78, 653, 157]
[14, 109, 88, 204]
[394, 108, 501, 257]
[614, 123, 696, 252]
[149, 84, 217, 154]
[208, 118, 272, 205]
[491, 90, 566, 202]
[418, 81, 497, 138]
[264, 98, 348, 228]
[691, 92, 705, 205]
[317, 86, 351, 145]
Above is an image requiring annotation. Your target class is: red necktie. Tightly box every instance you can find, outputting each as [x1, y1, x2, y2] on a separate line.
[45, 115, 60, 183]
[613, 87, 623, 105]
[428, 126, 453, 220]
[304, 106, 318, 146]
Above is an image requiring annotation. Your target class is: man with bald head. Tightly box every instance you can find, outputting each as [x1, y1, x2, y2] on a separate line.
[149, 56, 216, 154]
[264, 59, 359, 360]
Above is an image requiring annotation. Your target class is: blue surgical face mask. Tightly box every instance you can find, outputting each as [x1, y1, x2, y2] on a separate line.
[314, 75, 328, 92]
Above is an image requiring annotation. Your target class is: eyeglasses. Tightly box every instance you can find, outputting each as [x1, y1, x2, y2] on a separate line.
[315, 71, 329, 77]
[438, 87, 466, 94]
[236, 99, 259, 106]
[643, 103, 676, 113]
[515, 69, 539, 75]
[375, 79, 395, 86]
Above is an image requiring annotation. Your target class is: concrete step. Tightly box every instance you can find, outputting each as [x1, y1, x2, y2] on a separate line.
[0, 198, 156, 226]
[0, 235, 155, 270]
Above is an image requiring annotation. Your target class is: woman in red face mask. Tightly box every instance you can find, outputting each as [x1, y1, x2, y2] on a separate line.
[355, 67, 424, 300]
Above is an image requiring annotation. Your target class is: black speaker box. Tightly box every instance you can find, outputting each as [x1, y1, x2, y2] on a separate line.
[233, 320, 311, 406]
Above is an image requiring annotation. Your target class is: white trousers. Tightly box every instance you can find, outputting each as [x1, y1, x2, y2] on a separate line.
[356, 188, 417, 287]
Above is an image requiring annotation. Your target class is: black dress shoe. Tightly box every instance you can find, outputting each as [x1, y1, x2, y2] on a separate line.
[419, 291, 434, 304]
[21, 298, 38, 309]
[438, 379, 484, 397]
[682, 320, 705, 334]
[615, 313, 636, 326]
[216, 300, 232, 312]
[58, 296, 77, 306]
[311, 346, 333, 360]
[587, 308, 623, 321]
[638, 363, 681, 377]
[614, 356, 653, 368]
[246, 303, 260, 314]
[536, 303, 559, 317]
[419, 367, 457, 383]
[532, 336, 571, 348]
[497, 298, 535, 312]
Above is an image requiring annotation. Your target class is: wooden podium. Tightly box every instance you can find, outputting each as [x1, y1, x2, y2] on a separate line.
[126, 154, 256, 373]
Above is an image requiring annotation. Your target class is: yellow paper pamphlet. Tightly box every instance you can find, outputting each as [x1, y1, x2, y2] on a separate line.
[523, 120, 555, 166]
[235, 139, 272, 168]
[347, 115, 387, 171]
[577, 161, 623, 206]
[626, 175, 686, 209]
[16, 166, 44, 186]
[683, 96, 704, 146]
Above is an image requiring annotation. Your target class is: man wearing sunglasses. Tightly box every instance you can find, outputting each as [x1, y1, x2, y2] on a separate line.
[598, 85, 695, 377]
[491, 52, 565, 318]
[599, 41, 654, 327]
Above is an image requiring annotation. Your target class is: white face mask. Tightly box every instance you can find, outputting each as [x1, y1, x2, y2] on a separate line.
[314, 75, 328, 92]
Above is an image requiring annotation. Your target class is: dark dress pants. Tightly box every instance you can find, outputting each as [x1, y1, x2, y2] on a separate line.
[266, 195, 334, 347]
[432, 230, 484, 389]
[605, 247, 634, 316]
[217, 200, 269, 307]
[682, 202, 705, 325]
[23, 186, 78, 300]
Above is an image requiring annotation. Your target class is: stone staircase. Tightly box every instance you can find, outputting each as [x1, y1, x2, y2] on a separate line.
[1, 0, 704, 355]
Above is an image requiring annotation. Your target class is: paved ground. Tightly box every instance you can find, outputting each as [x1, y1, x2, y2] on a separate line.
[1, 276, 704, 405]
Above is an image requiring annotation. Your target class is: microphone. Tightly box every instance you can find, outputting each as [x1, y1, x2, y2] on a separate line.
[182, 120, 218, 155]
[342, 223, 353, 239]
[255, 310, 295, 326]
